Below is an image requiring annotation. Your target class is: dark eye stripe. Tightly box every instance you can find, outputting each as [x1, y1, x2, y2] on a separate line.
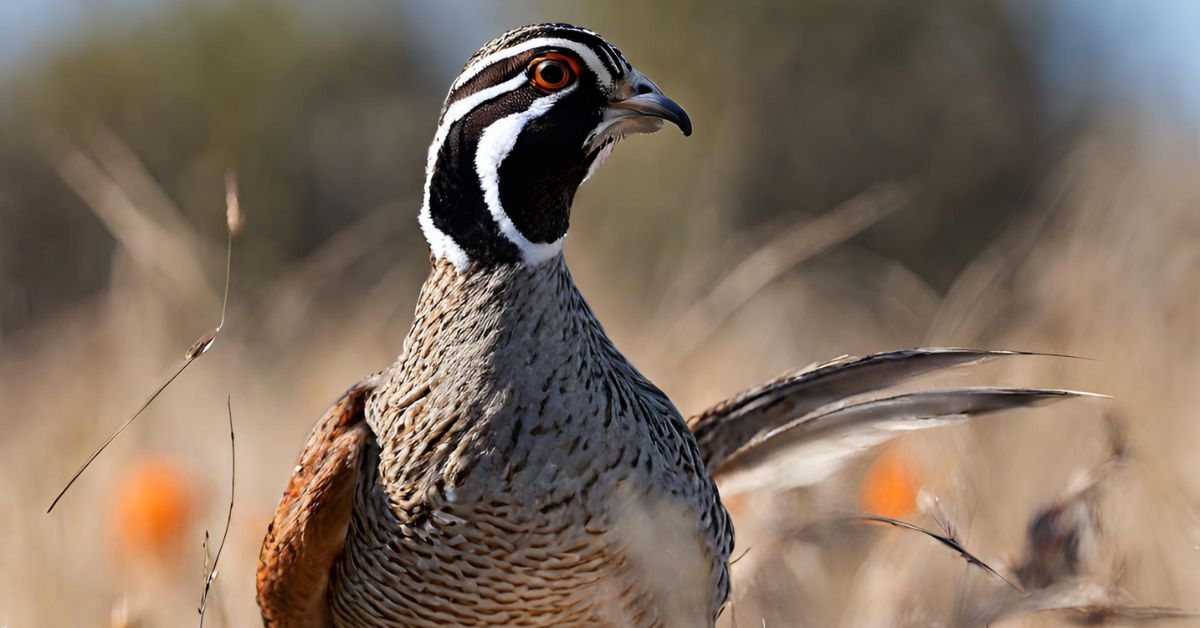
[445, 52, 538, 108]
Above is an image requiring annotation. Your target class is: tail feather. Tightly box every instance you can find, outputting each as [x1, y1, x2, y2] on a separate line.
[712, 388, 1100, 496]
[690, 348, 1065, 475]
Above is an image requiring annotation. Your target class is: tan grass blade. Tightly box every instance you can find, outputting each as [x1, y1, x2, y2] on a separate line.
[662, 183, 909, 362]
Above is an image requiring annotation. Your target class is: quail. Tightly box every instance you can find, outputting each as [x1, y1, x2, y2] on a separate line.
[257, 23, 1088, 627]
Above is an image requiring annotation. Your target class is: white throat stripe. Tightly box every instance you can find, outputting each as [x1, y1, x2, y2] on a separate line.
[453, 38, 615, 92]
[418, 73, 528, 268]
[474, 85, 577, 266]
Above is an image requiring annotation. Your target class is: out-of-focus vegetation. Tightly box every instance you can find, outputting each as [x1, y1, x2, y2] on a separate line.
[1, 1, 1196, 625]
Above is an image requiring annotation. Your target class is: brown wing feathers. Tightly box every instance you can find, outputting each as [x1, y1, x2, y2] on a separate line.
[256, 380, 377, 628]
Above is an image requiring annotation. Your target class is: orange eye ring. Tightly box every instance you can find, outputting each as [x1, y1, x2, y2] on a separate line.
[529, 53, 580, 92]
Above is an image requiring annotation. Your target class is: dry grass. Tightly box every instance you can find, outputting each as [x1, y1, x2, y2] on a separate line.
[2, 120, 1198, 627]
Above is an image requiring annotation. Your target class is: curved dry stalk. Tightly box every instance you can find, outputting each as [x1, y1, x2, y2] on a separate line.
[838, 513, 1022, 592]
[46, 173, 241, 513]
[198, 396, 236, 627]
[47, 357, 198, 513]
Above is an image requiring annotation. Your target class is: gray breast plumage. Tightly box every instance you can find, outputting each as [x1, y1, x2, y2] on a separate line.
[328, 258, 733, 627]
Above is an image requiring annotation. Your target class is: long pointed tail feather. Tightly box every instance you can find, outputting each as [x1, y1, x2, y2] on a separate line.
[689, 347, 1100, 496]
[690, 348, 1079, 475]
[712, 387, 1102, 496]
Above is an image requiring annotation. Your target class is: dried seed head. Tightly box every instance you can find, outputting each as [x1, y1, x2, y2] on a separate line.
[186, 328, 219, 360]
[224, 171, 243, 237]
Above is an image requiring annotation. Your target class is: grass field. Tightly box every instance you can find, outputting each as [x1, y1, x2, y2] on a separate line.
[1, 2, 1198, 626]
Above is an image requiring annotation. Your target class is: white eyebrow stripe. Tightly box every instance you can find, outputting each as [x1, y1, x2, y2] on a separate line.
[419, 73, 528, 268]
[437, 73, 528, 146]
[453, 37, 615, 92]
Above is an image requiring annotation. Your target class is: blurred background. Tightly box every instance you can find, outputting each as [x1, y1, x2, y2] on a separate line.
[1, 0, 1197, 625]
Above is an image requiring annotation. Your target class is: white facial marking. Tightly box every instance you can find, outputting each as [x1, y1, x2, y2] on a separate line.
[419, 74, 528, 268]
[454, 38, 615, 92]
[474, 85, 577, 266]
[422, 32, 627, 268]
[417, 202, 470, 269]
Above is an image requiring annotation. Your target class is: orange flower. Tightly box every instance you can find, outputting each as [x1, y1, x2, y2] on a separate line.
[858, 443, 920, 519]
[111, 457, 194, 559]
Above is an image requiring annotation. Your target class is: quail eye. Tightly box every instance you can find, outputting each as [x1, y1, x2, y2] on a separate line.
[529, 55, 577, 91]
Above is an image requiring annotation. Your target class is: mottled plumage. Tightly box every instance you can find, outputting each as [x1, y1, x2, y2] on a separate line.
[327, 258, 729, 626]
[257, 23, 1090, 627]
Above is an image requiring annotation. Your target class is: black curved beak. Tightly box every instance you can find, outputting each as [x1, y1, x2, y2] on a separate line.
[584, 73, 692, 153]
[608, 92, 692, 137]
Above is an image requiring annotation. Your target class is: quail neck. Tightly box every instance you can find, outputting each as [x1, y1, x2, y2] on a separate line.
[332, 24, 729, 625]
[418, 22, 691, 269]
